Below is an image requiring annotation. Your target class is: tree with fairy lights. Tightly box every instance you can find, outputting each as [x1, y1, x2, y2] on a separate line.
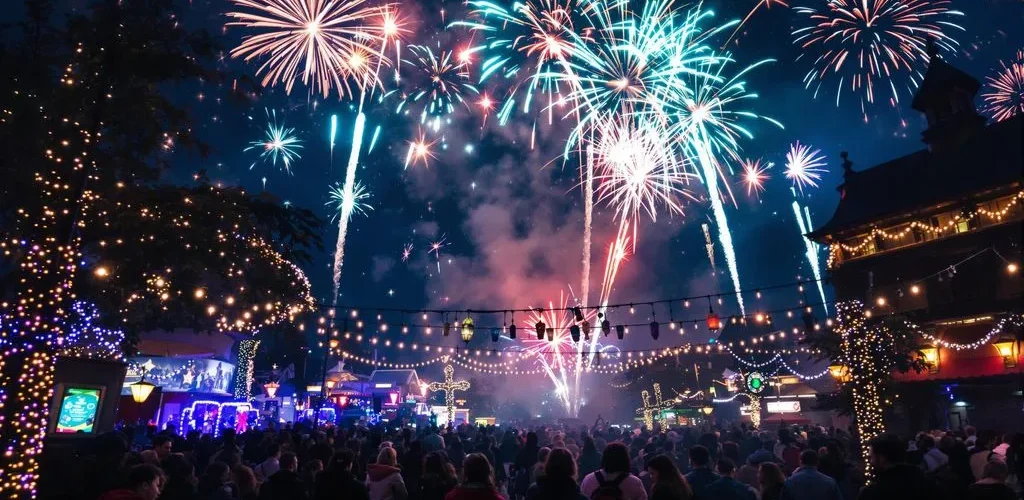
[804, 301, 930, 479]
[0, 1, 320, 495]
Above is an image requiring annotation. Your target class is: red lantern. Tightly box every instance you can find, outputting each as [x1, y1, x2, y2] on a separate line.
[338, 395, 349, 407]
[706, 311, 721, 332]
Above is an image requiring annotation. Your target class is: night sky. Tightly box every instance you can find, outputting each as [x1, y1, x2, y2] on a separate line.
[4, 0, 1023, 375]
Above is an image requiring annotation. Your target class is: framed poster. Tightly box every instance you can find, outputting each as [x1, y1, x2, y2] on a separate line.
[53, 385, 104, 434]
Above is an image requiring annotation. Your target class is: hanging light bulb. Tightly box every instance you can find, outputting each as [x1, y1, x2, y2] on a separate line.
[600, 313, 611, 336]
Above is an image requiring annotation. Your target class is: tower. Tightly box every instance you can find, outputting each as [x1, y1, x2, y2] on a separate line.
[911, 40, 986, 153]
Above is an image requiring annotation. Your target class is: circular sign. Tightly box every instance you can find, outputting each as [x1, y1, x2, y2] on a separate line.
[745, 372, 766, 394]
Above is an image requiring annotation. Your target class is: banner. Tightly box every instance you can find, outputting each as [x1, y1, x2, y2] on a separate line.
[124, 357, 236, 395]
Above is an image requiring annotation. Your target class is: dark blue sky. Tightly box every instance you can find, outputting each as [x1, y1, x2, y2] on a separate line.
[5, 0, 1023, 346]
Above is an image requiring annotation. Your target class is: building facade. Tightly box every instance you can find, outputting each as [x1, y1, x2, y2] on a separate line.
[808, 52, 1023, 434]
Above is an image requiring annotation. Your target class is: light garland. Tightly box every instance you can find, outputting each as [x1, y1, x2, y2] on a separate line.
[835, 300, 888, 481]
[776, 357, 832, 380]
[828, 190, 1023, 267]
[58, 301, 125, 361]
[918, 315, 1024, 351]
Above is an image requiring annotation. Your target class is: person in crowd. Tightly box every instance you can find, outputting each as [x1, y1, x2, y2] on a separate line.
[967, 459, 1016, 500]
[818, 440, 858, 500]
[196, 462, 235, 500]
[232, 465, 260, 500]
[580, 442, 648, 500]
[774, 430, 801, 476]
[210, 430, 242, 468]
[421, 451, 459, 500]
[366, 446, 408, 500]
[152, 436, 174, 463]
[527, 448, 589, 500]
[702, 459, 756, 500]
[645, 454, 693, 500]
[254, 443, 281, 481]
[917, 434, 948, 472]
[315, 450, 371, 500]
[401, 439, 424, 497]
[970, 431, 999, 482]
[758, 463, 786, 500]
[857, 434, 943, 500]
[100, 464, 166, 500]
[422, 427, 445, 454]
[258, 452, 307, 500]
[449, 436, 467, 475]
[446, 453, 505, 500]
[682, 446, 718, 499]
[533, 447, 552, 486]
[158, 454, 197, 500]
[577, 437, 602, 485]
[302, 459, 323, 498]
[779, 450, 841, 500]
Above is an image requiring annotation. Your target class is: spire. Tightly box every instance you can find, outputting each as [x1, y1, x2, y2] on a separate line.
[911, 38, 985, 152]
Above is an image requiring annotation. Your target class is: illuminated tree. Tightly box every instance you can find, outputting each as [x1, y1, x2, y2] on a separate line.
[0, 1, 317, 495]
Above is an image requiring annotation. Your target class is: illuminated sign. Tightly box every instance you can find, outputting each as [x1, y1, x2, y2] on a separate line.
[387, 392, 400, 405]
[745, 372, 766, 394]
[55, 387, 102, 434]
[374, 383, 393, 388]
[766, 401, 801, 414]
[124, 357, 236, 394]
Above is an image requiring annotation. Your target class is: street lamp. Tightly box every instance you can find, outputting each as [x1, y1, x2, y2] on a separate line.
[920, 346, 939, 373]
[828, 364, 851, 383]
[461, 317, 475, 345]
[263, 380, 280, 399]
[701, 405, 714, 415]
[130, 378, 156, 404]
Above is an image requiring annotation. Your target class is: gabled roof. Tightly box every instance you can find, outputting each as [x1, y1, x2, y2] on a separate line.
[808, 115, 1023, 241]
[368, 369, 420, 388]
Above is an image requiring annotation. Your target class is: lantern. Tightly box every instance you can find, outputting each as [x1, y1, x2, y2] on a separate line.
[920, 346, 939, 373]
[706, 310, 721, 332]
[601, 318, 611, 336]
[460, 317, 475, 344]
[536, 320, 546, 340]
[443, 321, 452, 337]
[508, 323, 517, 339]
[546, 324, 554, 342]
[491, 328, 500, 342]
[582, 320, 591, 340]
[993, 340, 1017, 368]
[338, 395, 349, 407]
[263, 380, 280, 399]
[328, 337, 340, 349]
[650, 321, 660, 340]
[570, 325, 581, 343]
[130, 378, 156, 404]
[573, 307, 584, 322]
[701, 405, 714, 415]
[325, 380, 336, 390]
[616, 324, 625, 340]
[828, 364, 851, 383]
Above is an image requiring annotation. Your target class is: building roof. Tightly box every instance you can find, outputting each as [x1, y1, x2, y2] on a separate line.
[808, 114, 1022, 241]
[368, 369, 420, 388]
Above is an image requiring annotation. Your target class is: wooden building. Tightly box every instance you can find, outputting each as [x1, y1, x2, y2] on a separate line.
[808, 49, 1023, 433]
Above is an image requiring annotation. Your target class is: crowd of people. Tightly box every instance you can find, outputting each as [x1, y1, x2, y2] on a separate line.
[65, 421, 1023, 500]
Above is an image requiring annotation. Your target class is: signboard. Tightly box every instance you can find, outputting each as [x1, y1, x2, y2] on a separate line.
[766, 401, 801, 414]
[54, 386, 102, 433]
[124, 357, 236, 394]
[745, 372, 766, 394]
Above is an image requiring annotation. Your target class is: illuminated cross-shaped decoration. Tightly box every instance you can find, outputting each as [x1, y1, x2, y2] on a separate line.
[428, 363, 470, 426]
[635, 383, 667, 429]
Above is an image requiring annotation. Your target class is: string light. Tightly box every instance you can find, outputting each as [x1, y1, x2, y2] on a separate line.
[235, 339, 261, 401]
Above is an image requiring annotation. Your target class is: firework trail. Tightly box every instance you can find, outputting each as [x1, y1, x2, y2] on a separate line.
[792, 188, 827, 314]
[246, 109, 303, 174]
[665, 57, 784, 316]
[401, 243, 413, 262]
[792, 0, 965, 118]
[702, 223, 716, 272]
[428, 235, 448, 274]
[326, 181, 373, 221]
[227, 0, 387, 99]
[981, 50, 1024, 122]
[581, 143, 594, 312]
[723, 0, 789, 47]
[785, 141, 827, 194]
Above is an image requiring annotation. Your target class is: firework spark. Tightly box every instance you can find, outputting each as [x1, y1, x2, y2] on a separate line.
[404, 131, 438, 169]
[792, 188, 827, 314]
[981, 50, 1024, 122]
[792, 0, 965, 116]
[724, 0, 789, 47]
[740, 158, 771, 198]
[401, 243, 413, 262]
[327, 181, 373, 222]
[428, 235, 448, 274]
[246, 109, 303, 174]
[785, 141, 828, 194]
[227, 0, 388, 99]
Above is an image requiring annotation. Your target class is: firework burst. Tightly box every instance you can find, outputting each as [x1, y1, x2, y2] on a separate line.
[326, 181, 373, 222]
[785, 141, 828, 194]
[792, 0, 965, 116]
[227, 0, 390, 99]
[391, 43, 479, 131]
[246, 109, 304, 173]
[404, 131, 438, 169]
[724, 0, 790, 47]
[981, 50, 1024, 122]
[740, 158, 771, 198]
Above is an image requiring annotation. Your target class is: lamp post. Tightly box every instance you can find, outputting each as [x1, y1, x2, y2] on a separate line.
[130, 378, 156, 404]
